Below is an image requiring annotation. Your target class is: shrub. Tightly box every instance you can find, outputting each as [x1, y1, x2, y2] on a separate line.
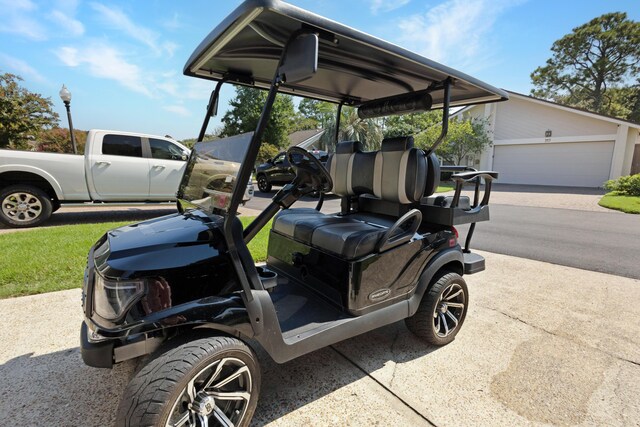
[603, 174, 640, 196]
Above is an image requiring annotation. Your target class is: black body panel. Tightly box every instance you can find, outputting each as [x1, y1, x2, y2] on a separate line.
[267, 227, 454, 315]
[83, 211, 253, 350]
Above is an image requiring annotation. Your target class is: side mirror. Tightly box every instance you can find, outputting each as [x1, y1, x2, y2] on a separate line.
[181, 153, 188, 161]
[279, 33, 318, 84]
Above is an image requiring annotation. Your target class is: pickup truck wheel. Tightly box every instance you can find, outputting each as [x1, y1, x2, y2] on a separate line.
[116, 336, 260, 427]
[257, 175, 271, 193]
[405, 271, 468, 346]
[0, 185, 52, 228]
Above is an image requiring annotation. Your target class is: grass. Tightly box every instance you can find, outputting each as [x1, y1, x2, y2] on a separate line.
[598, 192, 640, 214]
[435, 183, 454, 193]
[0, 216, 270, 299]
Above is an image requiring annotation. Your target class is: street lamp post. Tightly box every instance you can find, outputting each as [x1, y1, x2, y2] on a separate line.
[59, 84, 78, 154]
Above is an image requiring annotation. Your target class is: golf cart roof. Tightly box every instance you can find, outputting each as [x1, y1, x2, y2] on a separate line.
[184, 0, 508, 109]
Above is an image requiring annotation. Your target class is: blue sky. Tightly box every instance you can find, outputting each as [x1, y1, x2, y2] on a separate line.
[1, 0, 638, 140]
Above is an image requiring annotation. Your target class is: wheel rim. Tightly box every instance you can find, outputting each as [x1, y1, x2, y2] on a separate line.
[1, 192, 43, 223]
[432, 283, 465, 338]
[257, 177, 268, 191]
[166, 357, 252, 427]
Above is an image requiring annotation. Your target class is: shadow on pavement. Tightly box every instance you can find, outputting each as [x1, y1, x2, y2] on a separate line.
[0, 323, 439, 426]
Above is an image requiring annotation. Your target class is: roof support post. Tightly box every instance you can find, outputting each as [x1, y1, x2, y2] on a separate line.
[197, 80, 224, 142]
[426, 78, 452, 156]
[334, 103, 343, 149]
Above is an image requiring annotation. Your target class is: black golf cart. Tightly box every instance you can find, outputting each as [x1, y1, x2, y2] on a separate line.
[80, 1, 507, 425]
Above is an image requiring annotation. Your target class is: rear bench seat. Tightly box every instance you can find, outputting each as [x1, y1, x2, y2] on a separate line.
[272, 137, 427, 259]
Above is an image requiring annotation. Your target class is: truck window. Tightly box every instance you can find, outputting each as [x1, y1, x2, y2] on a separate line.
[102, 134, 143, 157]
[149, 138, 187, 161]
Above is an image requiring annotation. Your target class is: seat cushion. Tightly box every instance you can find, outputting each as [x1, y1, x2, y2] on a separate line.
[310, 221, 386, 259]
[272, 208, 387, 259]
[272, 208, 342, 244]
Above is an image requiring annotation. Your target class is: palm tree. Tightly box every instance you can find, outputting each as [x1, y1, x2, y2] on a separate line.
[321, 106, 383, 151]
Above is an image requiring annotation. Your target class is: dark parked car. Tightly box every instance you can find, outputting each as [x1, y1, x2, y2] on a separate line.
[256, 149, 328, 192]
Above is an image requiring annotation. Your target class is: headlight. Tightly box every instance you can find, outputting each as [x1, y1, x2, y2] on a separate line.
[93, 273, 145, 321]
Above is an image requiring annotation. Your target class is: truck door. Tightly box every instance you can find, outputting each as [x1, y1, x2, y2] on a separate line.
[90, 134, 150, 200]
[147, 138, 189, 200]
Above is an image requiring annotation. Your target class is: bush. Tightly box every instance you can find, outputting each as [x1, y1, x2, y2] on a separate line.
[603, 174, 640, 196]
[257, 142, 280, 164]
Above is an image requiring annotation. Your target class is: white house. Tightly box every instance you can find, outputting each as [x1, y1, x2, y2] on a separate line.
[455, 91, 640, 187]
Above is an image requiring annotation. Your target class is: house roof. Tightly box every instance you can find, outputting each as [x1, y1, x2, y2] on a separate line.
[288, 129, 325, 148]
[454, 90, 640, 130]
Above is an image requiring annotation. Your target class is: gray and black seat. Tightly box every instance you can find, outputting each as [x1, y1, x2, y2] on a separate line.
[272, 137, 432, 259]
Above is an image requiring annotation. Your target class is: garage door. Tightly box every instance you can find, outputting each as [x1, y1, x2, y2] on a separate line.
[493, 141, 614, 187]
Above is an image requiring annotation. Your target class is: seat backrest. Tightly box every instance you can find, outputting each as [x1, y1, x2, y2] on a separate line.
[327, 140, 362, 197]
[424, 151, 440, 197]
[327, 136, 430, 210]
[376, 136, 426, 203]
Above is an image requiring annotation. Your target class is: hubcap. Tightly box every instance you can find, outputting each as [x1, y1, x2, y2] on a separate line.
[432, 283, 465, 338]
[2, 192, 43, 223]
[166, 357, 252, 427]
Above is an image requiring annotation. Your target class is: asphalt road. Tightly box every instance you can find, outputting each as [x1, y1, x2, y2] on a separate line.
[457, 205, 640, 280]
[247, 189, 640, 280]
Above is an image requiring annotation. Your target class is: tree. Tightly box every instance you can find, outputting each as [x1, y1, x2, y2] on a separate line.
[0, 73, 59, 149]
[383, 111, 441, 138]
[298, 98, 335, 125]
[415, 117, 492, 165]
[220, 87, 295, 149]
[338, 107, 383, 150]
[34, 128, 88, 154]
[531, 12, 640, 119]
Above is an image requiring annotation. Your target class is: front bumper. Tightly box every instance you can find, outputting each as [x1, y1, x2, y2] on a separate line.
[80, 321, 114, 368]
[80, 321, 164, 369]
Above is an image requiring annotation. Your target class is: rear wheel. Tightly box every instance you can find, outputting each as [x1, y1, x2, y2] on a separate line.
[116, 336, 260, 427]
[405, 271, 468, 346]
[257, 175, 271, 193]
[0, 184, 53, 228]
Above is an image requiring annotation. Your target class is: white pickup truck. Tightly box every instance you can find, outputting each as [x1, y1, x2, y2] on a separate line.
[0, 129, 252, 228]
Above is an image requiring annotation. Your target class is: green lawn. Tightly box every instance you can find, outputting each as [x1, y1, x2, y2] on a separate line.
[435, 183, 454, 192]
[0, 216, 269, 299]
[598, 193, 640, 214]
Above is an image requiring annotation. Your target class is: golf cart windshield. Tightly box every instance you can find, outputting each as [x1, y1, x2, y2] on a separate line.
[177, 132, 253, 214]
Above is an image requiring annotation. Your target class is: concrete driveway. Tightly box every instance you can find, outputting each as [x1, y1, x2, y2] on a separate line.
[1, 251, 638, 426]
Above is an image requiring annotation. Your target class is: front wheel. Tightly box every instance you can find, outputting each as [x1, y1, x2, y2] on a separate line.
[116, 336, 260, 427]
[256, 175, 271, 193]
[405, 271, 468, 346]
[0, 184, 53, 228]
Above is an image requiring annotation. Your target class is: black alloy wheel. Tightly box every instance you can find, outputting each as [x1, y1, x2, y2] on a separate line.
[256, 175, 271, 193]
[116, 336, 260, 427]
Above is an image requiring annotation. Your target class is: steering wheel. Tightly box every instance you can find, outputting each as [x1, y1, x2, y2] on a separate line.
[286, 146, 333, 194]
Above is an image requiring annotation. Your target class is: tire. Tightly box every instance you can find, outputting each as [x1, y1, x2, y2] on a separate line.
[405, 271, 468, 346]
[116, 336, 260, 427]
[256, 174, 271, 193]
[52, 200, 61, 213]
[0, 184, 53, 228]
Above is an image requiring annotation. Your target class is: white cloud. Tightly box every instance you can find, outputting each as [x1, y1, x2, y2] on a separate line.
[161, 12, 182, 31]
[90, 3, 175, 56]
[163, 105, 191, 117]
[56, 42, 152, 97]
[0, 53, 48, 83]
[397, 0, 523, 71]
[48, 10, 85, 36]
[370, 0, 411, 15]
[0, 0, 47, 40]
